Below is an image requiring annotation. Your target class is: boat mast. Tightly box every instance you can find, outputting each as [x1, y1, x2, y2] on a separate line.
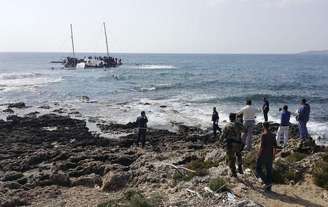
[103, 22, 110, 57]
[70, 24, 76, 58]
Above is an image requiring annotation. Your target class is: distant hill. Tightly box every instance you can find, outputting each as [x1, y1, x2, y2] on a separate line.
[299, 50, 328, 55]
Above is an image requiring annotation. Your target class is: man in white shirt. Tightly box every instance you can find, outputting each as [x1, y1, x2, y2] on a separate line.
[237, 100, 259, 151]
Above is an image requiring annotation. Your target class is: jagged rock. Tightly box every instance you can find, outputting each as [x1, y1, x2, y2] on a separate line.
[111, 154, 138, 166]
[3, 108, 14, 113]
[25, 151, 51, 165]
[235, 200, 264, 207]
[1, 171, 24, 181]
[205, 149, 226, 163]
[3, 181, 22, 189]
[16, 177, 28, 185]
[39, 105, 51, 109]
[0, 197, 29, 207]
[297, 138, 319, 154]
[280, 150, 292, 158]
[57, 161, 77, 171]
[53, 108, 67, 114]
[24, 111, 40, 118]
[72, 174, 102, 187]
[68, 111, 81, 115]
[97, 122, 137, 132]
[8, 102, 26, 109]
[68, 161, 105, 177]
[80, 96, 90, 102]
[188, 143, 204, 150]
[101, 171, 130, 192]
[49, 173, 71, 187]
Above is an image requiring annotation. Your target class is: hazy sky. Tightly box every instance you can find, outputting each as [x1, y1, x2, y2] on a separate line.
[1, 0, 327, 53]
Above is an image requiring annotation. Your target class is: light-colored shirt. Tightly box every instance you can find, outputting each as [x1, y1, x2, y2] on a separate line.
[237, 105, 259, 121]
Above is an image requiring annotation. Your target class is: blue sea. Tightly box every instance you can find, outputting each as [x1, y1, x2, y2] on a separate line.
[0, 52, 327, 140]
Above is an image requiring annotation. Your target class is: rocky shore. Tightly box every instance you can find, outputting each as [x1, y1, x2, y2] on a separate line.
[1, 103, 328, 207]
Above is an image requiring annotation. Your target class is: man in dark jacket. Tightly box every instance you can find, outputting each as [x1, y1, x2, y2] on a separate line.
[136, 111, 148, 148]
[297, 99, 310, 140]
[212, 107, 222, 138]
[256, 122, 277, 192]
[262, 97, 270, 122]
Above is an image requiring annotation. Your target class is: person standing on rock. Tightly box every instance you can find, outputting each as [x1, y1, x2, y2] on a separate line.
[256, 122, 277, 192]
[237, 99, 259, 151]
[276, 105, 291, 147]
[220, 113, 244, 177]
[296, 99, 310, 140]
[136, 111, 148, 148]
[212, 107, 222, 138]
[262, 97, 270, 122]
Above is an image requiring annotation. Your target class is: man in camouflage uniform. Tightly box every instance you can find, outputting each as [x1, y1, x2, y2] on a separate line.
[220, 113, 244, 177]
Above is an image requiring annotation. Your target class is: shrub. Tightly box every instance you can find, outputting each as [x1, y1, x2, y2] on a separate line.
[185, 159, 209, 177]
[272, 159, 303, 184]
[208, 177, 228, 192]
[128, 193, 152, 207]
[173, 158, 221, 182]
[286, 152, 307, 163]
[322, 153, 328, 162]
[244, 152, 257, 170]
[173, 172, 194, 182]
[313, 161, 328, 190]
[97, 201, 118, 207]
[97, 190, 163, 207]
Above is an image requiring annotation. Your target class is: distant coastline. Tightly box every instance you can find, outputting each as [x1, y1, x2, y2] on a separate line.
[299, 49, 328, 55]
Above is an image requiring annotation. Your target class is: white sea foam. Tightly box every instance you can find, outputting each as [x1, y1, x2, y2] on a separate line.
[127, 64, 177, 70]
[0, 72, 62, 91]
[140, 87, 156, 92]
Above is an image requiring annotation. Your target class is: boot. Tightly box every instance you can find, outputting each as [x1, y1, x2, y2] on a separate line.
[230, 171, 238, 178]
[238, 166, 244, 174]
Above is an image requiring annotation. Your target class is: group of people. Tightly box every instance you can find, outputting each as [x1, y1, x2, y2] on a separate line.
[83, 56, 122, 66]
[134, 98, 311, 192]
[212, 98, 311, 147]
[217, 98, 311, 192]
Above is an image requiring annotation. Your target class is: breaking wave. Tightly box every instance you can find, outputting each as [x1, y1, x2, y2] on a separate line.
[191, 94, 328, 104]
[0, 72, 62, 91]
[127, 64, 177, 70]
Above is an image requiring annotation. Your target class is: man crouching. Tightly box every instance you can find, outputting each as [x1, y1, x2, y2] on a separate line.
[220, 113, 244, 177]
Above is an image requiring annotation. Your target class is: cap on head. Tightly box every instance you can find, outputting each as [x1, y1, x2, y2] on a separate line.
[262, 122, 270, 130]
[229, 113, 236, 122]
[246, 99, 252, 105]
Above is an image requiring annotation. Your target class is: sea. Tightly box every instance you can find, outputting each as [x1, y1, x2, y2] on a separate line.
[0, 52, 327, 142]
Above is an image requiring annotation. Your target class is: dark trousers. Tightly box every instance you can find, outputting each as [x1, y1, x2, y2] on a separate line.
[213, 123, 222, 137]
[263, 110, 269, 122]
[256, 156, 273, 186]
[136, 129, 146, 147]
[298, 121, 308, 140]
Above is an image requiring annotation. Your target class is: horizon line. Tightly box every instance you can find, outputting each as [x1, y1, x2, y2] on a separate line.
[0, 51, 308, 55]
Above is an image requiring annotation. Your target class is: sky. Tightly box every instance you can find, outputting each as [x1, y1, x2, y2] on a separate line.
[0, 0, 327, 54]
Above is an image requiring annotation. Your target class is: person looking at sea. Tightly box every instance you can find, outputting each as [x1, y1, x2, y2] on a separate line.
[296, 99, 310, 140]
[237, 100, 259, 151]
[212, 107, 222, 138]
[262, 97, 270, 122]
[276, 105, 291, 147]
[136, 111, 148, 148]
